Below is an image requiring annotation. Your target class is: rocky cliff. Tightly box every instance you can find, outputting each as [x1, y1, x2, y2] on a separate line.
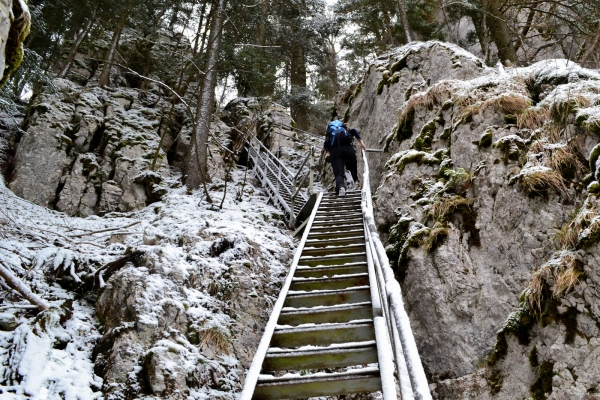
[0, 27, 301, 399]
[340, 41, 600, 399]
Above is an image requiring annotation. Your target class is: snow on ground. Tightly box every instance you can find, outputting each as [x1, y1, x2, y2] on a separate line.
[0, 168, 296, 399]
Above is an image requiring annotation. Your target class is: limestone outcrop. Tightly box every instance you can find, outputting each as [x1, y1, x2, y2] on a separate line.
[340, 41, 600, 399]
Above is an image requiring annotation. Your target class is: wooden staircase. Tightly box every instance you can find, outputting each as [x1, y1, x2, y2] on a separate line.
[244, 191, 389, 399]
[246, 137, 310, 225]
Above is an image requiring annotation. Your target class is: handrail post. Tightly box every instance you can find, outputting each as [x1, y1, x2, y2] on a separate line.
[308, 146, 314, 194]
[290, 177, 296, 228]
[255, 138, 261, 172]
[276, 159, 282, 196]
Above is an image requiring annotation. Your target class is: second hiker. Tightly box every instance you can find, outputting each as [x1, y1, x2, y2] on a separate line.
[324, 119, 367, 196]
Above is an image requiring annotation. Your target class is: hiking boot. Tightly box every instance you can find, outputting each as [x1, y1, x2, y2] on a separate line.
[347, 181, 354, 191]
[339, 187, 346, 196]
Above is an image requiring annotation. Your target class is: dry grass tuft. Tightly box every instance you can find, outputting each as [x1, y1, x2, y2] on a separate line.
[554, 221, 581, 250]
[397, 81, 455, 124]
[519, 166, 568, 198]
[419, 226, 449, 252]
[497, 94, 531, 114]
[517, 107, 551, 130]
[430, 196, 474, 222]
[201, 324, 232, 354]
[526, 251, 583, 316]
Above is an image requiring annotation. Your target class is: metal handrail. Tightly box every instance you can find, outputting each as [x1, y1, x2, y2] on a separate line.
[246, 136, 311, 228]
[360, 149, 433, 400]
[239, 194, 324, 400]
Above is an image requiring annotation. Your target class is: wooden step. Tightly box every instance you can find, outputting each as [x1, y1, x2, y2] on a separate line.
[284, 287, 371, 308]
[299, 252, 367, 267]
[290, 273, 369, 291]
[263, 342, 378, 371]
[271, 322, 375, 348]
[318, 205, 362, 213]
[301, 244, 365, 257]
[314, 212, 363, 220]
[294, 263, 369, 279]
[309, 223, 365, 233]
[311, 218, 364, 228]
[305, 236, 365, 248]
[308, 229, 365, 240]
[254, 369, 382, 399]
[278, 302, 373, 326]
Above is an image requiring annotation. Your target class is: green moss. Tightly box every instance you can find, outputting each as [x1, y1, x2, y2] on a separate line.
[486, 368, 505, 395]
[377, 76, 389, 95]
[478, 129, 493, 148]
[589, 144, 600, 174]
[396, 109, 415, 143]
[390, 57, 407, 72]
[529, 345, 539, 367]
[441, 100, 454, 111]
[440, 126, 452, 141]
[0, 0, 31, 86]
[413, 118, 440, 151]
[390, 73, 401, 84]
[488, 303, 535, 366]
[385, 216, 413, 274]
[504, 114, 517, 124]
[530, 360, 555, 400]
[588, 181, 600, 194]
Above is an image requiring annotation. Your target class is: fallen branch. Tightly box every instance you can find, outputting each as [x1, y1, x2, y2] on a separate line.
[83, 249, 144, 291]
[69, 221, 141, 238]
[0, 261, 49, 311]
[0, 304, 39, 311]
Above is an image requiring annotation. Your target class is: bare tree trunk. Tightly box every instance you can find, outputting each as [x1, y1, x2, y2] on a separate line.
[98, 14, 127, 88]
[257, 0, 270, 46]
[184, 0, 228, 191]
[467, 8, 490, 63]
[581, 24, 600, 66]
[59, 14, 95, 78]
[325, 39, 339, 96]
[484, 0, 517, 64]
[291, 43, 309, 130]
[0, 261, 49, 311]
[396, 0, 412, 43]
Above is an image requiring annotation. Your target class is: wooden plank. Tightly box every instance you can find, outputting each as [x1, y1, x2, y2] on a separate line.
[294, 263, 369, 279]
[271, 322, 375, 348]
[263, 344, 378, 371]
[278, 303, 373, 326]
[254, 370, 382, 400]
[284, 287, 371, 308]
[301, 244, 366, 257]
[298, 252, 367, 267]
[290, 273, 369, 291]
[305, 236, 365, 247]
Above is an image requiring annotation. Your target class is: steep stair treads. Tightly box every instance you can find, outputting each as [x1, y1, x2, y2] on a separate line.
[241, 191, 398, 400]
[246, 139, 310, 224]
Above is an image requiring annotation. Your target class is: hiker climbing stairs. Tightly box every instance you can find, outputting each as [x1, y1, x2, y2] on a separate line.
[242, 149, 433, 400]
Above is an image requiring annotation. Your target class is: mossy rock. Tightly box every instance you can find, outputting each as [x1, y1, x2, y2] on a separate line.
[413, 118, 440, 152]
[0, 0, 31, 86]
[588, 181, 600, 194]
[530, 360, 555, 400]
[478, 129, 494, 148]
[589, 144, 600, 178]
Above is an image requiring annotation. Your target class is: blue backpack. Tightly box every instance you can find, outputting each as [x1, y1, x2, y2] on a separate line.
[327, 120, 350, 146]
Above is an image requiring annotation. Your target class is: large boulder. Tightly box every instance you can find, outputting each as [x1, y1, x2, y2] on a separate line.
[340, 41, 600, 399]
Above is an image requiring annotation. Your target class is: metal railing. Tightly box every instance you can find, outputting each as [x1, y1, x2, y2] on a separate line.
[360, 149, 432, 400]
[246, 134, 313, 228]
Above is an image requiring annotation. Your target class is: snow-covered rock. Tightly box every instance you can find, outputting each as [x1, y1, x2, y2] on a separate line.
[339, 40, 600, 399]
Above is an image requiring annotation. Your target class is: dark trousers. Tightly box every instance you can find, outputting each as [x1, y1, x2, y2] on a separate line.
[330, 145, 358, 193]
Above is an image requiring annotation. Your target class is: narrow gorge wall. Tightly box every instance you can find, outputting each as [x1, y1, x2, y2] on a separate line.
[340, 41, 600, 399]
